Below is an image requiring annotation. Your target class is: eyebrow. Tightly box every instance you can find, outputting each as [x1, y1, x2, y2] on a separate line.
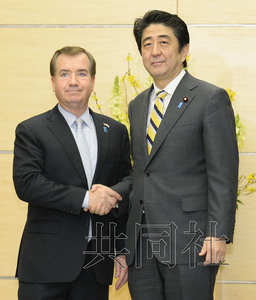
[59, 68, 88, 73]
[142, 34, 171, 44]
[77, 69, 88, 73]
[158, 34, 171, 40]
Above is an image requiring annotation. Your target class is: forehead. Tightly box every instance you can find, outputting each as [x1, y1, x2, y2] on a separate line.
[56, 53, 89, 69]
[142, 23, 175, 40]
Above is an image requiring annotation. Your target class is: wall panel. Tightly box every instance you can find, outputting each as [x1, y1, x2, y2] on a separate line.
[179, 0, 256, 24]
[214, 155, 256, 298]
[188, 26, 256, 152]
[0, 280, 18, 299]
[0, 0, 176, 25]
[216, 155, 256, 281]
[215, 283, 256, 300]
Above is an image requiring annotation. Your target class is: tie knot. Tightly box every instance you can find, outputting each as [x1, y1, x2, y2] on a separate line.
[156, 90, 168, 101]
[75, 118, 84, 130]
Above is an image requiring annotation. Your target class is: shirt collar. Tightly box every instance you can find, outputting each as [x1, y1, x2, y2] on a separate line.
[79, 108, 93, 129]
[58, 104, 93, 129]
[153, 69, 186, 97]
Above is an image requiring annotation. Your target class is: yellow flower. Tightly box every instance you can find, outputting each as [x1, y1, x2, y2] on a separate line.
[247, 173, 256, 184]
[118, 112, 126, 122]
[246, 187, 256, 193]
[126, 53, 132, 62]
[226, 88, 236, 102]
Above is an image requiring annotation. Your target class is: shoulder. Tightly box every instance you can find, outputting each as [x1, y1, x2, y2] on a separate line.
[15, 106, 60, 137]
[185, 74, 232, 118]
[185, 72, 227, 95]
[17, 110, 51, 129]
[183, 72, 230, 109]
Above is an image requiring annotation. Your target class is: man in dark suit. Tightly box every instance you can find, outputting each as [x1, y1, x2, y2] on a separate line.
[111, 10, 239, 300]
[13, 46, 131, 300]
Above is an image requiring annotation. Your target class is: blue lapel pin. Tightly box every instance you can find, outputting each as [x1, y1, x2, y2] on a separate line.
[177, 102, 183, 109]
[103, 123, 109, 133]
[177, 97, 189, 109]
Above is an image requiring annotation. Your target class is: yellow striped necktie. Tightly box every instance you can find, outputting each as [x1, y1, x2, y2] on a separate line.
[147, 90, 168, 155]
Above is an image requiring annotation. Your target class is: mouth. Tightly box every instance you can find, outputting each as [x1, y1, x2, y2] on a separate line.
[66, 90, 81, 93]
[151, 61, 165, 66]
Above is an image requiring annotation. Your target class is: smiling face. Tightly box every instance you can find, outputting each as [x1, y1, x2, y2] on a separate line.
[51, 53, 95, 116]
[141, 23, 189, 89]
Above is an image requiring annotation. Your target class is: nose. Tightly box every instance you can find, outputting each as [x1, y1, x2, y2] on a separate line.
[69, 73, 79, 85]
[152, 43, 161, 56]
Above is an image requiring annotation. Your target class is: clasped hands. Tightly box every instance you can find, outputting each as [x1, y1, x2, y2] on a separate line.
[84, 184, 121, 216]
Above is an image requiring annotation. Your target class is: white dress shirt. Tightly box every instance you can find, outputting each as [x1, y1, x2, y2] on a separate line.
[146, 69, 186, 133]
[58, 104, 98, 209]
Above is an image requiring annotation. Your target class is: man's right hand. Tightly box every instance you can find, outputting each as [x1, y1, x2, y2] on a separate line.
[85, 184, 122, 216]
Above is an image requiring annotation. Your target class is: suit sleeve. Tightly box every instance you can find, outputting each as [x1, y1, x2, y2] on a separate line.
[116, 124, 132, 183]
[112, 105, 133, 218]
[203, 88, 239, 242]
[113, 124, 132, 252]
[13, 122, 86, 215]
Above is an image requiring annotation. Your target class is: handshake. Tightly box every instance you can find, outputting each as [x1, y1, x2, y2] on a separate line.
[84, 184, 122, 216]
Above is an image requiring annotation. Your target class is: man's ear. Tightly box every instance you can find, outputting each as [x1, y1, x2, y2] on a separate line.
[91, 76, 96, 91]
[182, 44, 190, 63]
[51, 76, 56, 92]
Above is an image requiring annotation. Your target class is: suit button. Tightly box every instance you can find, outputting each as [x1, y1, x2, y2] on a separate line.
[145, 171, 150, 177]
[140, 199, 144, 205]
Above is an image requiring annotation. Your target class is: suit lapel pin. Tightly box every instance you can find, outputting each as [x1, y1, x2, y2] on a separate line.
[103, 123, 110, 133]
[177, 102, 183, 109]
[177, 97, 189, 109]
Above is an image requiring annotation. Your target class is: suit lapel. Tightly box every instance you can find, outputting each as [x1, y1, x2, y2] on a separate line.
[46, 105, 88, 188]
[90, 110, 109, 184]
[148, 73, 198, 162]
[134, 86, 153, 163]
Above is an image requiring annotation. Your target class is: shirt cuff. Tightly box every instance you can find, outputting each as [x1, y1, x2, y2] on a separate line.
[82, 191, 89, 209]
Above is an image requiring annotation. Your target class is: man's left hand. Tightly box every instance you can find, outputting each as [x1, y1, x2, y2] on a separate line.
[199, 236, 226, 265]
[114, 255, 128, 290]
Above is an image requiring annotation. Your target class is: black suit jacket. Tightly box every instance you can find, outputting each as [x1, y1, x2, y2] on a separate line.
[13, 105, 131, 284]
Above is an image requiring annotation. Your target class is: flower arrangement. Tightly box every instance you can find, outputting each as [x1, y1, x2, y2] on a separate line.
[93, 54, 255, 207]
[237, 173, 256, 208]
[226, 88, 246, 150]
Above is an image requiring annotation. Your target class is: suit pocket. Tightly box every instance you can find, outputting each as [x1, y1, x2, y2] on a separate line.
[181, 195, 208, 212]
[27, 220, 60, 234]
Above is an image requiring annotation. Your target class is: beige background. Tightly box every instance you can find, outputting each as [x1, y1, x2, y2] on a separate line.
[0, 0, 255, 299]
